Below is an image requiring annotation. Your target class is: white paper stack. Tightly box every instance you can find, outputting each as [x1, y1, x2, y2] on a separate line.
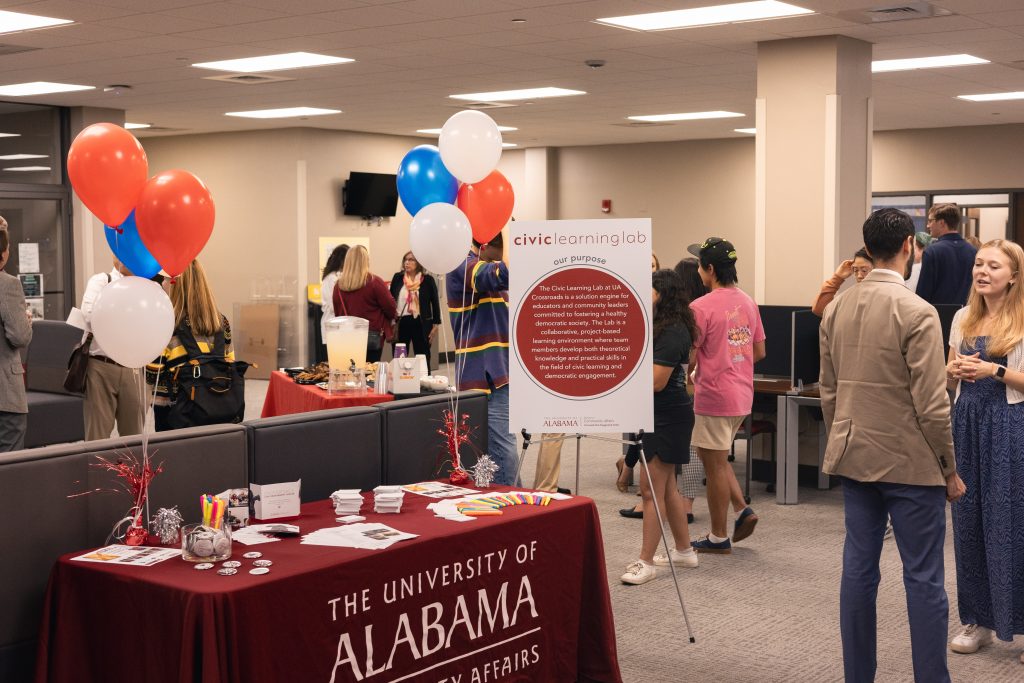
[301, 523, 418, 550]
[330, 489, 364, 515]
[373, 485, 405, 514]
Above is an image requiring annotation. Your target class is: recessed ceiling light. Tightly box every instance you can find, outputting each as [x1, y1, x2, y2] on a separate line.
[957, 91, 1024, 102]
[0, 10, 72, 35]
[4, 166, 49, 172]
[193, 52, 353, 73]
[872, 54, 989, 73]
[225, 106, 342, 119]
[629, 111, 744, 122]
[0, 82, 94, 96]
[416, 126, 518, 135]
[124, 123, 151, 130]
[734, 128, 757, 134]
[0, 154, 46, 160]
[502, 143, 518, 148]
[597, 1, 813, 31]
[450, 87, 585, 101]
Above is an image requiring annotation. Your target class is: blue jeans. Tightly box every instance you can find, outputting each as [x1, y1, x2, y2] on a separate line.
[486, 385, 519, 486]
[840, 477, 950, 683]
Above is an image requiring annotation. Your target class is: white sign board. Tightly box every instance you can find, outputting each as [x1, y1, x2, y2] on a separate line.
[18, 243, 38, 273]
[509, 219, 653, 433]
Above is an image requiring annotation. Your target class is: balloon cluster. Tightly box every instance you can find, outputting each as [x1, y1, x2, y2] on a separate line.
[397, 111, 514, 274]
[67, 123, 217, 368]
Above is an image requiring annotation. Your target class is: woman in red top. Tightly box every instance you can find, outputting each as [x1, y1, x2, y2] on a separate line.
[332, 245, 397, 363]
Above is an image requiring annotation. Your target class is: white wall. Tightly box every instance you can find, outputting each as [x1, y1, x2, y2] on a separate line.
[139, 128, 526, 366]
[124, 121, 1024, 365]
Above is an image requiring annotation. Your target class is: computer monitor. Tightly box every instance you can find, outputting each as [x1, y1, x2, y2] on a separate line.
[792, 310, 821, 388]
[754, 305, 809, 379]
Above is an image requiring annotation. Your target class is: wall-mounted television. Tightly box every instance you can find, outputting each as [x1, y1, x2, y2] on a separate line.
[343, 172, 399, 218]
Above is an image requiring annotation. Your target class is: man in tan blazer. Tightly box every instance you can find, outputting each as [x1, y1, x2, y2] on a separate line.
[820, 208, 965, 683]
[0, 227, 32, 451]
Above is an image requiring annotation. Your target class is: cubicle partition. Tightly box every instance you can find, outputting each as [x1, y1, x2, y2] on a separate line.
[245, 407, 383, 501]
[378, 392, 488, 484]
[0, 424, 249, 682]
[755, 305, 810, 380]
[1, 392, 489, 680]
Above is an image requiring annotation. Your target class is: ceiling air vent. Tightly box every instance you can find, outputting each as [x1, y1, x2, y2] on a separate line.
[449, 101, 517, 110]
[202, 73, 294, 85]
[839, 2, 951, 24]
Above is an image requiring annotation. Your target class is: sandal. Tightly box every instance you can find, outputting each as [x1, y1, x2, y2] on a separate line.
[616, 457, 633, 492]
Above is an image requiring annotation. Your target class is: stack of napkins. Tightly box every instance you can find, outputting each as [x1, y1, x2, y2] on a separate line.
[301, 523, 417, 550]
[330, 489, 363, 515]
[373, 485, 405, 514]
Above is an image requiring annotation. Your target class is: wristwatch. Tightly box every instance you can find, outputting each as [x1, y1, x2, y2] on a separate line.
[995, 365, 1007, 380]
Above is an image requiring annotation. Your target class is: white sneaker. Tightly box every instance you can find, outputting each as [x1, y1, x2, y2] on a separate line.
[653, 547, 699, 568]
[950, 624, 992, 654]
[621, 559, 656, 585]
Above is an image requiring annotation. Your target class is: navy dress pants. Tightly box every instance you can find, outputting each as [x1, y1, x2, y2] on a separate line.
[839, 477, 950, 683]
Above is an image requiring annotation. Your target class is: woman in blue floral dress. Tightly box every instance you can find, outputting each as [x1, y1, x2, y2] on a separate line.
[946, 239, 1024, 665]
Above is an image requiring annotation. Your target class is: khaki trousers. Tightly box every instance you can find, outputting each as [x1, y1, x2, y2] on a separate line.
[532, 433, 564, 492]
[84, 360, 144, 441]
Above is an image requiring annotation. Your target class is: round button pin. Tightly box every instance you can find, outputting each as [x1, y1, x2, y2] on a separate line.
[253, 559, 273, 568]
[194, 563, 214, 570]
[217, 568, 237, 576]
[249, 567, 270, 575]
[242, 551, 263, 559]
[222, 561, 241, 568]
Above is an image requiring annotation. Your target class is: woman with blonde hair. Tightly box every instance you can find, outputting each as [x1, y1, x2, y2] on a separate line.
[333, 245, 397, 363]
[145, 260, 236, 431]
[945, 238, 1024, 663]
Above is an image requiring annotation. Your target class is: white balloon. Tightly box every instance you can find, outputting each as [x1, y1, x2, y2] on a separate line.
[91, 276, 175, 369]
[438, 110, 502, 184]
[409, 203, 473, 275]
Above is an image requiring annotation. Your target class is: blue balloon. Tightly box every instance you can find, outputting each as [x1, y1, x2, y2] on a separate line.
[104, 210, 161, 279]
[396, 145, 458, 216]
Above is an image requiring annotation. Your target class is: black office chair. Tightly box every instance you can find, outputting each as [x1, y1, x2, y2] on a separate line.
[729, 415, 777, 503]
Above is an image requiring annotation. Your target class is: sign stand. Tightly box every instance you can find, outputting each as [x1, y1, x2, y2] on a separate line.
[516, 428, 696, 644]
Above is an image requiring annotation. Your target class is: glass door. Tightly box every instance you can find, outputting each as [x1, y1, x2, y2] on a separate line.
[0, 194, 71, 319]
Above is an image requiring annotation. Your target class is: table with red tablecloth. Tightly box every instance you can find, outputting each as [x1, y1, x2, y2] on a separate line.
[261, 370, 394, 417]
[35, 487, 621, 683]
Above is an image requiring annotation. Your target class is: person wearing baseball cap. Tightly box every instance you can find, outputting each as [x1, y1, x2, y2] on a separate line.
[685, 237, 765, 554]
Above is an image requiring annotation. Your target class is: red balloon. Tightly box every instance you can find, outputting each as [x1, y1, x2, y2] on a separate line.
[135, 170, 215, 277]
[67, 123, 148, 227]
[456, 170, 514, 244]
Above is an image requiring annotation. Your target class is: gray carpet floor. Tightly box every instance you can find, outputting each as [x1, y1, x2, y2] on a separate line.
[244, 378, 1023, 682]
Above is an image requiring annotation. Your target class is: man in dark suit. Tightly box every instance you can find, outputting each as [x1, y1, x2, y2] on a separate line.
[820, 208, 966, 682]
[915, 202, 976, 305]
[0, 227, 32, 451]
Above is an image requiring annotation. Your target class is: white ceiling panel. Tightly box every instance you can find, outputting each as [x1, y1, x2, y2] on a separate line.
[0, 1, 1018, 144]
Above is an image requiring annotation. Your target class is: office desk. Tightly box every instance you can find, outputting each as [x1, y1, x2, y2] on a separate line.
[775, 387, 826, 505]
[261, 370, 394, 417]
[36, 489, 621, 683]
[752, 380, 826, 505]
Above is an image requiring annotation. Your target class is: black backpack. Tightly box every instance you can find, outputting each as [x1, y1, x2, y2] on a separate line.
[167, 321, 250, 429]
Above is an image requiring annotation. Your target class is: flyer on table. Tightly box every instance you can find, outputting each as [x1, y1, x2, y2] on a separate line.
[509, 219, 653, 433]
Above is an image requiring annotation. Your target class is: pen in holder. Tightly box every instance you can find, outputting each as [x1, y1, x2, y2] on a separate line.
[182, 494, 232, 562]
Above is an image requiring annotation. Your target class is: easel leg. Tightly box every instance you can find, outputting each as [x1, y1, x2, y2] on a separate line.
[634, 432, 697, 643]
[574, 433, 582, 495]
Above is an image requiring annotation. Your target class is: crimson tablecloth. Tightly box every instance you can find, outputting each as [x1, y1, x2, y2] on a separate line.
[35, 487, 621, 683]
[260, 370, 394, 417]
